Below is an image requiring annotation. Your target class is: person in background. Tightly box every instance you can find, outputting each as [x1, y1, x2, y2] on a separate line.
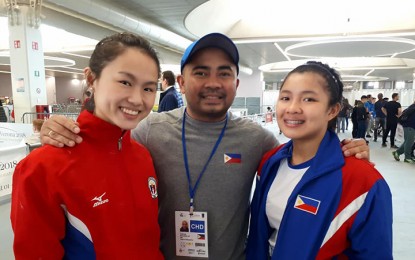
[343, 98, 353, 131]
[336, 97, 350, 134]
[371, 96, 377, 131]
[382, 93, 402, 148]
[356, 100, 369, 143]
[364, 94, 375, 138]
[11, 33, 163, 259]
[0, 102, 7, 122]
[32, 118, 44, 132]
[157, 70, 184, 112]
[392, 99, 415, 163]
[374, 93, 386, 142]
[351, 99, 359, 138]
[25, 119, 44, 144]
[246, 61, 392, 260]
[359, 95, 369, 139]
[38, 33, 370, 260]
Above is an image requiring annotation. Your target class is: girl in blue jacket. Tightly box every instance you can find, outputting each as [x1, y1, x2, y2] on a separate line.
[246, 61, 392, 259]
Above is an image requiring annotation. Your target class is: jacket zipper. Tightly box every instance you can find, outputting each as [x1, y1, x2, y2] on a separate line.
[118, 130, 127, 151]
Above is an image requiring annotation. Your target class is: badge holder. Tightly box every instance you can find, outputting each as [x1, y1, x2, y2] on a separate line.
[175, 211, 208, 258]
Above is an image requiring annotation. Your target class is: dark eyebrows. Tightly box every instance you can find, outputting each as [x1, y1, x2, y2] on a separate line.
[191, 65, 234, 71]
[300, 90, 319, 95]
[118, 71, 135, 80]
[218, 65, 233, 71]
[118, 71, 158, 86]
[191, 65, 209, 71]
[280, 89, 318, 95]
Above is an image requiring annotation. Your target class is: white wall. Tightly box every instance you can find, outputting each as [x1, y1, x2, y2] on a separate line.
[0, 74, 57, 105]
[237, 70, 263, 101]
[45, 77, 56, 105]
[55, 77, 84, 104]
[0, 74, 13, 98]
[263, 90, 279, 112]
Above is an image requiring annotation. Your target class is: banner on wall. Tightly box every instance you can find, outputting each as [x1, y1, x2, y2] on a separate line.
[0, 122, 33, 145]
[0, 142, 28, 197]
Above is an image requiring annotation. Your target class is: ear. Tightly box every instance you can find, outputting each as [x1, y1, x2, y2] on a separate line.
[177, 74, 185, 94]
[235, 78, 240, 90]
[84, 67, 96, 87]
[328, 103, 341, 120]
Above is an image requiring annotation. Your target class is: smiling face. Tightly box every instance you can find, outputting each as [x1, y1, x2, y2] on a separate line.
[276, 72, 340, 146]
[177, 48, 239, 122]
[90, 48, 159, 130]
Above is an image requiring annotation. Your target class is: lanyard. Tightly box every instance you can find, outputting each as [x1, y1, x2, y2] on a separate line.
[182, 109, 227, 215]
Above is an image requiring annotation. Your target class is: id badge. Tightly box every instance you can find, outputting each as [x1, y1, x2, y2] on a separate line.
[175, 211, 208, 258]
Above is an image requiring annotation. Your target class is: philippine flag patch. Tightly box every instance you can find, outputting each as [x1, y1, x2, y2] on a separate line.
[294, 195, 320, 215]
[224, 153, 241, 164]
[197, 234, 205, 240]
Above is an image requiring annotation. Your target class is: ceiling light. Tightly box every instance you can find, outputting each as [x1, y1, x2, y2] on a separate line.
[285, 37, 415, 58]
[259, 57, 415, 72]
[46, 69, 83, 75]
[341, 75, 389, 81]
[232, 31, 415, 44]
[274, 43, 291, 61]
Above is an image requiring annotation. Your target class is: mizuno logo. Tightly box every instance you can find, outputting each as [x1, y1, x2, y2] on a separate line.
[91, 192, 109, 207]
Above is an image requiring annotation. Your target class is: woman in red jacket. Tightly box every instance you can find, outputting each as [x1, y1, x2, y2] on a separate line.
[11, 33, 164, 259]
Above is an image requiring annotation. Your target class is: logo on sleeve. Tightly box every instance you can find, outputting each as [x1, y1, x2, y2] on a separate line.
[91, 192, 109, 208]
[148, 177, 158, 199]
[294, 195, 320, 215]
[224, 153, 241, 164]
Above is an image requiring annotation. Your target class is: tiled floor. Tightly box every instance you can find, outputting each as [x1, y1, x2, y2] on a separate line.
[0, 124, 413, 259]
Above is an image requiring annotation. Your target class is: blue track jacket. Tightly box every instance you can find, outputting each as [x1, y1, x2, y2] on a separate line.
[246, 131, 393, 259]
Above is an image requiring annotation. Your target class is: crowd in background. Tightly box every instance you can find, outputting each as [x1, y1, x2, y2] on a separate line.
[340, 93, 415, 163]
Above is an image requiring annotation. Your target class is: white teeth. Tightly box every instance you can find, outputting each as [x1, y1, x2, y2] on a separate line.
[122, 107, 139, 115]
[286, 120, 303, 124]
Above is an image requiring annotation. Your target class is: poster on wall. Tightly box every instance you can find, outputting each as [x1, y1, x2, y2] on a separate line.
[16, 78, 25, 92]
[0, 142, 27, 197]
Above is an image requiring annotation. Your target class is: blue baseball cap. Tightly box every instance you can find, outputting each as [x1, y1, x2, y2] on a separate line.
[180, 33, 239, 75]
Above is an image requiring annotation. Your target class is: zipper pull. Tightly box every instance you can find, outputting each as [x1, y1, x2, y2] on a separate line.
[118, 136, 123, 151]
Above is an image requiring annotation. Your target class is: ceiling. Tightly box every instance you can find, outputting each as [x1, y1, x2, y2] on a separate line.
[1, 0, 415, 85]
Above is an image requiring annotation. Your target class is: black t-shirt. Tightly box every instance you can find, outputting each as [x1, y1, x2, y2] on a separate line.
[374, 100, 386, 118]
[383, 101, 401, 121]
[356, 106, 368, 121]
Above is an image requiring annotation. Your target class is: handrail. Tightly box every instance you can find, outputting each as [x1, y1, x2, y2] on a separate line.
[21, 112, 79, 123]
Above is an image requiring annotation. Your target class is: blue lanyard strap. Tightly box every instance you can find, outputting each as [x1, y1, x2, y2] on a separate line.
[182, 109, 228, 214]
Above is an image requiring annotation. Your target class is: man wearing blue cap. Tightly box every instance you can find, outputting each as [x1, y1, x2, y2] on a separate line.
[134, 33, 279, 259]
[40, 32, 369, 259]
